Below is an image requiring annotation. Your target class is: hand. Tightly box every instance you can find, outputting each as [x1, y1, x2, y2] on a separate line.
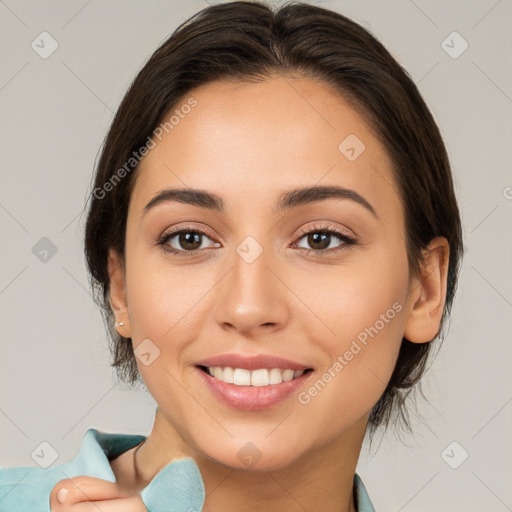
[50, 475, 148, 512]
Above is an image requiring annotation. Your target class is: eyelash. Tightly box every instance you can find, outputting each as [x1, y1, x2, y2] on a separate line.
[156, 223, 357, 258]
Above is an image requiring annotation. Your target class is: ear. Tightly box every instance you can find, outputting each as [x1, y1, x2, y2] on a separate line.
[403, 236, 450, 344]
[107, 248, 132, 338]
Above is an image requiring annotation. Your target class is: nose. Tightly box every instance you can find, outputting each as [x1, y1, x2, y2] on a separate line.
[214, 240, 290, 338]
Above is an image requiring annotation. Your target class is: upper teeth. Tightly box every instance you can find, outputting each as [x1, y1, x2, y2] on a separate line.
[207, 367, 306, 386]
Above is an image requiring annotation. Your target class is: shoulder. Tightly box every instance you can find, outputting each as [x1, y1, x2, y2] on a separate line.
[0, 428, 146, 512]
[0, 463, 69, 511]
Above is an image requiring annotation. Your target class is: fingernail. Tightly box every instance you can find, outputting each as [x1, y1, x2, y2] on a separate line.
[57, 488, 68, 503]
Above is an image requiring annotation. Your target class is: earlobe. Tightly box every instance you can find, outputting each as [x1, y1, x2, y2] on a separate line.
[107, 248, 132, 338]
[403, 237, 450, 344]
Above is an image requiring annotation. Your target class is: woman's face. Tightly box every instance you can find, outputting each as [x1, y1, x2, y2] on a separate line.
[112, 75, 419, 470]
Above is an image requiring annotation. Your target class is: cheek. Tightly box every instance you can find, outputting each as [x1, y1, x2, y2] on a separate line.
[123, 252, 221, 394]
[122, 264, 183, 394]
[294, 296, 405, 448]
[291, 249, 408, 415]
[124, 251, 209, 342]
[295, 245, 407, 350]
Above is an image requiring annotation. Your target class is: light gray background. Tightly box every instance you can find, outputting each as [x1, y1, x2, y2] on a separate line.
[1, 1, 511, 511]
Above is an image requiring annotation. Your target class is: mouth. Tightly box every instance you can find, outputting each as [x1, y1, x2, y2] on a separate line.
[196, 365, 314, 386]
[194, 364, 314, 411]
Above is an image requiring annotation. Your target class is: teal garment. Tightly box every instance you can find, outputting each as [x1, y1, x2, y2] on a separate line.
[0, 428, 375, 511]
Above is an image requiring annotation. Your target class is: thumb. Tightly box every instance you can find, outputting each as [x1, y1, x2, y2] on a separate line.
[50, 475, 135, 508]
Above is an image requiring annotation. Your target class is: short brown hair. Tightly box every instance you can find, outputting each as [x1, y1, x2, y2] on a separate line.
[84, 0, 464, 436]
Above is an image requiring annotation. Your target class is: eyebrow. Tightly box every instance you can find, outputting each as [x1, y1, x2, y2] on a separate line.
[143, 185, 378, 219]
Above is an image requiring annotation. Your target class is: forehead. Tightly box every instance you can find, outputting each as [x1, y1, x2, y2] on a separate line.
[131, 75, 401, 222]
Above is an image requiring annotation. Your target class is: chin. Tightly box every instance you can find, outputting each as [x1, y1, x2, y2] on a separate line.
[197, 436, 306, 473]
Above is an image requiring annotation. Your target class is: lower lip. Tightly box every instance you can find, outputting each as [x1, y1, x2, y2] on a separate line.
[195, 367, 313, 411]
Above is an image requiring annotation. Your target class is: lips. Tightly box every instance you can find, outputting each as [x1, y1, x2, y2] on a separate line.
[193, 353, 314, 410]
[195, 353, 312, 371]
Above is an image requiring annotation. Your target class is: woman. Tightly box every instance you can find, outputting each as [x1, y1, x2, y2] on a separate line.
[0, 1, 463, 510]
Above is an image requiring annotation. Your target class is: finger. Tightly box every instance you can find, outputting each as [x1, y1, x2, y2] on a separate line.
[50, 476, 133, 510]
[57, 495, 147, 512]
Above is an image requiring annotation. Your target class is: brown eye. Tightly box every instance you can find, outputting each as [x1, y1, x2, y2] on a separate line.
[176, 231, 203, 251]
[305, 232, 331, 251]
[294, 225, 357, 256]
[157, 226, 220, 257]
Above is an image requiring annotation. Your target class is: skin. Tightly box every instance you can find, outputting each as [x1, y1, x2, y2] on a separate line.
[50, 74, 449, 511]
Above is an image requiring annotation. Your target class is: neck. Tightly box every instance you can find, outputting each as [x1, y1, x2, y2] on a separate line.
[135, 408, 368, 512]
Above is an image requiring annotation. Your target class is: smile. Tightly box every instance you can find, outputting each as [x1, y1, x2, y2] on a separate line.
[195, 365, 314, 411]
[199, 366, 313, 386]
